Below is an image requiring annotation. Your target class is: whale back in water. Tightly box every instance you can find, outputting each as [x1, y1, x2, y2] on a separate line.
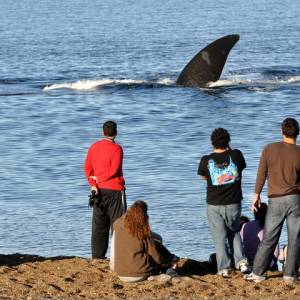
[176, 34, 240, 88]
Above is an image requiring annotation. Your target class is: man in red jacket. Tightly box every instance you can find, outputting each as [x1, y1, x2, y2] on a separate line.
[84, 120, 126, 258]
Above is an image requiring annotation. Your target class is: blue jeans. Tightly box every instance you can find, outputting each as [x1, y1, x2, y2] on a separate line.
[253, 194, 300, 278]
[207, 203, 247, 272]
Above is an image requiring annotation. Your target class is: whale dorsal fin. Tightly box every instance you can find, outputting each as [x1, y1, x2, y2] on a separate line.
[176, 34, 240, 88]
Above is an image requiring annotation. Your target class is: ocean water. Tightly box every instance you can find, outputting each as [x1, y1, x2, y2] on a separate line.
[0, 0, 299, 261]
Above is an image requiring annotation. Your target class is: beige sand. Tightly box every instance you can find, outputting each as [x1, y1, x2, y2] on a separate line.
[0, 254, 299, 299]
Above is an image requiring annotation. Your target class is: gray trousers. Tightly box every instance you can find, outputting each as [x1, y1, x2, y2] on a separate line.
[207, 203, 247, 272]
[253, 194, 300, 278]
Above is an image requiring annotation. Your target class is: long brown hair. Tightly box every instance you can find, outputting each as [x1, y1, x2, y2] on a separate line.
[124, 200, 151, 241]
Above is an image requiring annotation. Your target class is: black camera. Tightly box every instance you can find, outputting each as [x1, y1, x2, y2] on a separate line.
[88, 190, 101, 207]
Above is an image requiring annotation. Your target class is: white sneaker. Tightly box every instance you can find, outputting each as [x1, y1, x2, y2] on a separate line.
[239, 261, 250, 274]
[244, 272, 266, 283]
[217, 269, 231, 278]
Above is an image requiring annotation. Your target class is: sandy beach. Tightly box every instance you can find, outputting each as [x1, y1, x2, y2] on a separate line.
[0, 254, 299, 299]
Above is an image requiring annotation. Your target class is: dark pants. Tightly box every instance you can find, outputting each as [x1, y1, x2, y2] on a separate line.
[92, 189, 126, 259]
[149, 241, 175, 275]
[154, 241, 174, 262]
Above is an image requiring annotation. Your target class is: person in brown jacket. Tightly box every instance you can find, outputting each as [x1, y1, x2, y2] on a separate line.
[245, 118, 300, 284]
[110, 200, 178, 282]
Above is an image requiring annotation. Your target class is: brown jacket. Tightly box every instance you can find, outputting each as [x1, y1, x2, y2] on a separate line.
[113, 216, 169, 277]
[255, 142, 300, 197]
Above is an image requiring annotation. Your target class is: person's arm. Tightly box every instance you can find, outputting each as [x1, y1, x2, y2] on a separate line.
[239, 150, 247, 171]
[255, 147, 268, 195]
[252, 193, 261, 212]
[240, 223, 245, 241]
[84, 147, 98, 188]
[145, 238, 170, 266]
[198, 156, 208, 180]
[98, 147, 123, 183]
[252, 148, 268, 211]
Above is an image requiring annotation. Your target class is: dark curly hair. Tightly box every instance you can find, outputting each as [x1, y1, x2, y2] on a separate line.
[281, 118, 299, 138]
[211, 128, 231, 149]
[254, 202, 268, 228]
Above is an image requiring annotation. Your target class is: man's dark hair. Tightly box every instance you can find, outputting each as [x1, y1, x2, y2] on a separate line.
[240, 215, 250, 231]
[211, 128, 231, 149]
[103, 121, 117, 137]
[281, 118, 299, 138]
[254, 202, 268, 228]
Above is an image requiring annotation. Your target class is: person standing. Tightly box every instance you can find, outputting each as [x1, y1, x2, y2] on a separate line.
[84, 120, 126, 259]
[198, 128, 249, 277]
[245, 118, 300, 283]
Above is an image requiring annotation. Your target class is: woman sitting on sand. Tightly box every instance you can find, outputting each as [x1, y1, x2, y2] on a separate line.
[110, 200, 178, 282]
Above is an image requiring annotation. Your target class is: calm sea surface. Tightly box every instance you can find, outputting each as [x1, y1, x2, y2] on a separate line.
[0, 0, 299, 261]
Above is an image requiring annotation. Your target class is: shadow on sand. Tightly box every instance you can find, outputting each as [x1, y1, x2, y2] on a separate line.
[0, 253, 216, 277]
[0, 253, 76, 267]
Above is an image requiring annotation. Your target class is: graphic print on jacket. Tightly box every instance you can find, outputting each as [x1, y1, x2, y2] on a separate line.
[207, 156, 239, 186]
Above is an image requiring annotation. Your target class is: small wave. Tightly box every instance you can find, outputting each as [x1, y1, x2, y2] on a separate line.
[43, 78, 175, 91]
[43, 79, 144, 91]
[156, 78, 174, 85]
[207, 77, 250, 88]
[43, 74, 300, 91]
[286, 76, 300, 83]
[258, 75, 300, 85]
[207, 75, 300, 88]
